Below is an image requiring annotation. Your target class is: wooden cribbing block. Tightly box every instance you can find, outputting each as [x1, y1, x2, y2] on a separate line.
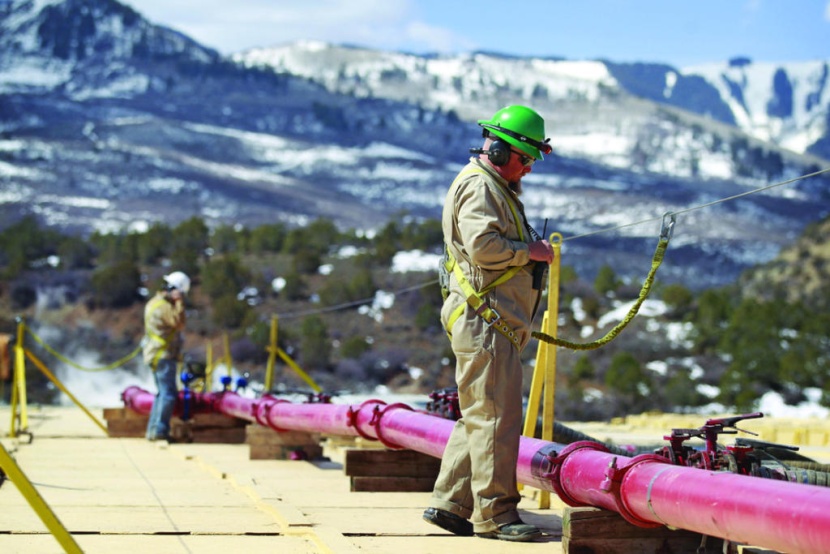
[344, 448, 440, 492]
[351, 476, 437, 492]
[103, 407, 149, 437]
[562, 506, 706, 553]
[245, 424, 323, 460]
[104, 408, 247, 443]
[171, 413, 248, 444]
[321, 435, 372, 464]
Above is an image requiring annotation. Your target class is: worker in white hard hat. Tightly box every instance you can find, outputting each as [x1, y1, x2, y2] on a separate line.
[143, 271, 190, 442]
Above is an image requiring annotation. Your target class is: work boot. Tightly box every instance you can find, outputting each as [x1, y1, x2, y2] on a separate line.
[476, 520, 543, 542]
[422, 507, 474, 536]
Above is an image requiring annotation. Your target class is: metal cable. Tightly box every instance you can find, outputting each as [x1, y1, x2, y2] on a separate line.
[276, 279, 438, 320]
[561, 166, 830, 243]
[274, 166, 830, 319]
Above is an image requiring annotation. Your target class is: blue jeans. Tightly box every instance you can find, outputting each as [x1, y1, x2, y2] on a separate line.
[146, 358, 178, 440]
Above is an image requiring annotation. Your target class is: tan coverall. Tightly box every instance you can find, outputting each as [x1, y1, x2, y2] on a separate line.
[430, 158, 541, 533]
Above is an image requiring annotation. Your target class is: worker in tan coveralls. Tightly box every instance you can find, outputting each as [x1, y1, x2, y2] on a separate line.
[423, 105, 554, 542]
[144, 271, 189, 442]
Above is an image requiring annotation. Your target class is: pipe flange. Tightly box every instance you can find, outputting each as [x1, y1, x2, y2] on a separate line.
[607, 453, 672, 528]
[263, 397, 295, 432]
[371, 403, 413, 450]
[254, 396, 288, 427]
[347, 399, 387, 442]
[548, 441, 610, 507]
[253, 398, 274, 426]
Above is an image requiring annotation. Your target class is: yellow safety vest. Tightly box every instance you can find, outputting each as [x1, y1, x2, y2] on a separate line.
[145, 295, 177, 370]
[443, 168, 527, 349]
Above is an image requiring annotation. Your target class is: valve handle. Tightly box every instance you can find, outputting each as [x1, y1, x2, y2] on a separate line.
[705, 412, 763, 428]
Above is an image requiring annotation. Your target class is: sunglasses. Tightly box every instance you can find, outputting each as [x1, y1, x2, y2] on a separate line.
[511, 149, 535, 167]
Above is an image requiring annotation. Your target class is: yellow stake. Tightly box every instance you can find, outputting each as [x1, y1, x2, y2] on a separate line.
[542, 233, 562, 445]
[277, 347, 321, 393]
[262, 316, 320, 393]
[264, 316, 279, 393]
[205, 341, 214, 389]
[0, 442, 83, 553]
[223, 333, 232, 377]
[521, 232, 563, 508]
[9, 318, 29, 438]
[524, 313, 547, 440]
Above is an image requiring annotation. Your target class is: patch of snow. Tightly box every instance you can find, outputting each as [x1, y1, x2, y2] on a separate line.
[757, 389, 829, 418]
[646, 360, 667, 375]
[391, 250, 441, 273]
[571, 297, 586, 322]
[583, 387, 604, 402]
[696, 384, 720, 399]
[336, 245, 365, 258]
[358, 290, 396, 322]
[272, 277, 286, 292]
[597, 299, 667, 328]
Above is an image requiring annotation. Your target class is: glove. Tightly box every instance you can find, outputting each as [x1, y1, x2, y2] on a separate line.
[528, 240, 554, 264]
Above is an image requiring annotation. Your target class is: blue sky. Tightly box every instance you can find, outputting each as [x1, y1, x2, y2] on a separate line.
[124, 0, 830, 67]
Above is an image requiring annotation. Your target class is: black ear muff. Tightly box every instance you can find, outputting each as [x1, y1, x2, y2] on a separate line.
[487, 139, 511, 166]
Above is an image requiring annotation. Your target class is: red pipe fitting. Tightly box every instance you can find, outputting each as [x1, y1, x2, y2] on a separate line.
[255, 395, 290, 430]
[347, 399, 386, 442]
[370, 402, 414, 450]
[547, 441, 611, 508]
[604, 453, 672, 528]
[600, 456, 619, 493]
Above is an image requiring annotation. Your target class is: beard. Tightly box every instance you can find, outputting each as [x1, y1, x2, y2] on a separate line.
[509, 180, 522, 195]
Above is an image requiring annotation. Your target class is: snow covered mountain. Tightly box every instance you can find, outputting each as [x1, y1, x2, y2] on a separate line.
[235, 42, 830, 163]
[0, 0, 220, 93]
[683, 59, 829, 157]
[2, 0, 829, 289]
[610, 58, 830, 160]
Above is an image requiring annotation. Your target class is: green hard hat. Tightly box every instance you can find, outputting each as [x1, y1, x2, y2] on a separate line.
[477, 105, 551, 160]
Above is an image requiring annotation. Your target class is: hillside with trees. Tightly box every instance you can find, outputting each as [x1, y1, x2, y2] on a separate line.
[1, 213, 828, 419]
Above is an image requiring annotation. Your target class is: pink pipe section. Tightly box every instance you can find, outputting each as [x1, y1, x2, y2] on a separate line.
[122, 387, 830, 554]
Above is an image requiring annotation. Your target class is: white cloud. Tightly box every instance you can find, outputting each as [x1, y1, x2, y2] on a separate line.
[402, 20, 477, 53]
[125, 0, 470, 55]
[826, 0, 830, 21]
[744, 0, 761, 13]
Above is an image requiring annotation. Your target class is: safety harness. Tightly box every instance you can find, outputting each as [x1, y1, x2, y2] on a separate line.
[442, 168, 529, 349]
[145, 295, 176, 370]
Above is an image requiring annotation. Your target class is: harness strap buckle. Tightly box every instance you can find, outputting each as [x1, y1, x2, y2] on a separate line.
[479, 306, 502, 328]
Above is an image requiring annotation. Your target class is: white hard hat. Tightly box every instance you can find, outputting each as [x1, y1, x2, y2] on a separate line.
[163, 271, 191, 294]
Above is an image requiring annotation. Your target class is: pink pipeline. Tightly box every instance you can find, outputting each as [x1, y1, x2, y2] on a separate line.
[122, 386, 830, 554]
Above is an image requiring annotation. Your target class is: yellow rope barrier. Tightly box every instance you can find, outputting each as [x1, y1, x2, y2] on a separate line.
[23, 324, 141, 372]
